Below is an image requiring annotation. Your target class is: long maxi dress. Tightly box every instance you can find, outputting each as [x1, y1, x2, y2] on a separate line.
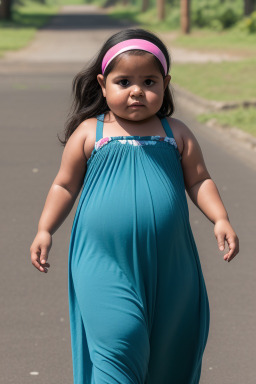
[68, 113, 210, 384]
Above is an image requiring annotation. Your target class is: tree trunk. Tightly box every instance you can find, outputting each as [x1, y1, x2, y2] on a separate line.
[0, 0, 12, 20]
[142, 0, 149, 13]
[244, 0, 254, 15]
[181, 0, 190, 34]
[157, 0, 165, 21]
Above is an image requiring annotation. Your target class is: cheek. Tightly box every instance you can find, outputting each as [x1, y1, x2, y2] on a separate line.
[107, 88, 127, 103]
[147, 90, 163, 105]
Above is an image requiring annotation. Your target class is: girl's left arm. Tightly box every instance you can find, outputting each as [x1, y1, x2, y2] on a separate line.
[178, 121, 239, 262]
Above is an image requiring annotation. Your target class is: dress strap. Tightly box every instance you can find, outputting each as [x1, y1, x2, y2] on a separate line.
[96, 113, 105, 142]
[160, 117, 175, 139]
[96, 114, 174, 140]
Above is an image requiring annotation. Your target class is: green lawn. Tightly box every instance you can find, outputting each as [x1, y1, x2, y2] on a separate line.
[0, 0, 85, 57]
[171, 58, 256, 102]
[0, 0, 57, 57]
[107, 5, 256, 55]
[197, 106, 256, 137]
[1, 0, 255, 138]
[171, 58, 256, 138]
[167, 28, 256, 58]
[107, 4, 256, 138]
[107, 4, 181, 32]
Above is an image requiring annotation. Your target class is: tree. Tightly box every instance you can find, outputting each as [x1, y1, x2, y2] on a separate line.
[181, 0, 191, 34]
[157, 0, 165, 21]
[0, 0, 12, 20]
[142, 0, 150, 13]
[244, 0, 255, 15]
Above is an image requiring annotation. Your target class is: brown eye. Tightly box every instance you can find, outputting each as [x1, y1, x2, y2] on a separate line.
[145, 79, 154, 86]
[119, 79, 129, 87]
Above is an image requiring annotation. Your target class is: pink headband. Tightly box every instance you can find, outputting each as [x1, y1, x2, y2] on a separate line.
[102, 39, 168, 76]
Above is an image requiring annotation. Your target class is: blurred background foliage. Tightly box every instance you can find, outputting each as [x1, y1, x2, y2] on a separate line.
[94, 0, 256, 33]
[1, 0, 256, 32]
[0, 0, 255, 136]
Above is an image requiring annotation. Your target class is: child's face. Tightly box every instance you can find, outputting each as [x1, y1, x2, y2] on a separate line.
[97, 53, 171, 123]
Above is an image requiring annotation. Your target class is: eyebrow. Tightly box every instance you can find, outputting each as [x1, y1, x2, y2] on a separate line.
[113, 75, 160, 80]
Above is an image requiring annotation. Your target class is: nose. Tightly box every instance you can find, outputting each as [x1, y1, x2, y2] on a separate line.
[130, 85, 144, 97]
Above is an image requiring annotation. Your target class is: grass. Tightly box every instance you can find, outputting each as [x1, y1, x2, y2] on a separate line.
[106, 3, 256, 137]
[0, 0, 85, 57]
[197, 106, 256, 137]
[1, 0, 255, 138]
[171, 58, 256, 102]
[107, 4, 256, 55]
[171, 53, 256, 139]
[0, 0, 57, 57]
[107, 4, 181, 32]
[168, 28, 256, 138]
[169, 27, 256, 58]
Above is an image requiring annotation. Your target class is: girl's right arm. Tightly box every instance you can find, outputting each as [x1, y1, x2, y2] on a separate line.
[30, 123, 88, 273]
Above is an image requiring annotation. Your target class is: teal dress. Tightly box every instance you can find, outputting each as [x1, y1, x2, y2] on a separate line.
[68, 113, 210, 384]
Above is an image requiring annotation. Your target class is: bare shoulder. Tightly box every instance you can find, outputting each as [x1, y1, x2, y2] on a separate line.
[165, 116, 197, 155]
[166, 116, 210, 188]
[71, 117, 98, 161]
[74, 117, 97, 141]
[53, 118, 98, 196]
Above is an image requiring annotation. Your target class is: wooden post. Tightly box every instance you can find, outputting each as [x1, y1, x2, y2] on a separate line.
[244, 0, 254, 15]
[181, 0, 190, 34]
[142, 0, 149, 13]
[157, 0, 165, 21]
[0, 0, 12, 20]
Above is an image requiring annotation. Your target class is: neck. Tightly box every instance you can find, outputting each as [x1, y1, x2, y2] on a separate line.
[108, 111, 157, 127]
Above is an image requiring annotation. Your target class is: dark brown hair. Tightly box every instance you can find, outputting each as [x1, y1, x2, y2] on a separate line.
[59, 28, 175, 146]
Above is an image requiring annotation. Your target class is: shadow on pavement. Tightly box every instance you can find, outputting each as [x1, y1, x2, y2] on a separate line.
[41, 12, 138, 31]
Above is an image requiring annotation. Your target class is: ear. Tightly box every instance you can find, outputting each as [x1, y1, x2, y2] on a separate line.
[163, 74, 171, 90]
[97, 74, 107, 97]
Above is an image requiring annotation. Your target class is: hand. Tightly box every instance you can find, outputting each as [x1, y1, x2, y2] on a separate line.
[214, 219, 239, 262]
[30, 230, 52, 273]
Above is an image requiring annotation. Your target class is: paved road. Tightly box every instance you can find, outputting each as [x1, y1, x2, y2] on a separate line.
[2, 5, 241, 65]
[0, 5, 255, 384]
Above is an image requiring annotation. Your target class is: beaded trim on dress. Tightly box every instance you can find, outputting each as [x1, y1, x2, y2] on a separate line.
[95, 135, 178, 151]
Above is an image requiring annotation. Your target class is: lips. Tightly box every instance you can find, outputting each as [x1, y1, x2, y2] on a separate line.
[129, 103, 145, 107]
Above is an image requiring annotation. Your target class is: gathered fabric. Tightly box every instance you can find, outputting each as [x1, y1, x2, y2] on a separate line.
[68, 113, 210, 384]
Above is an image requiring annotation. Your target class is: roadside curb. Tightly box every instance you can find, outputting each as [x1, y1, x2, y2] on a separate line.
[172, 83, 256, 150]
[173, 83, 256, 112]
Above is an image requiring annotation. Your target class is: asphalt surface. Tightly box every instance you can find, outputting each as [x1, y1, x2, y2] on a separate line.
[0, 5, 255, 384]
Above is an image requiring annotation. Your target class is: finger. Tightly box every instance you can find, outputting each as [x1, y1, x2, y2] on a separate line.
[225, 239, 237, 262]
[227, 246, 239, 262]
[216, 233, 225, 251]
[31, 253, 46, 272]
[33, 259, 50, 272]
[31, 246, 49, 271]
[40, 247, 48, 265]
[227, 251, 237, 262]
